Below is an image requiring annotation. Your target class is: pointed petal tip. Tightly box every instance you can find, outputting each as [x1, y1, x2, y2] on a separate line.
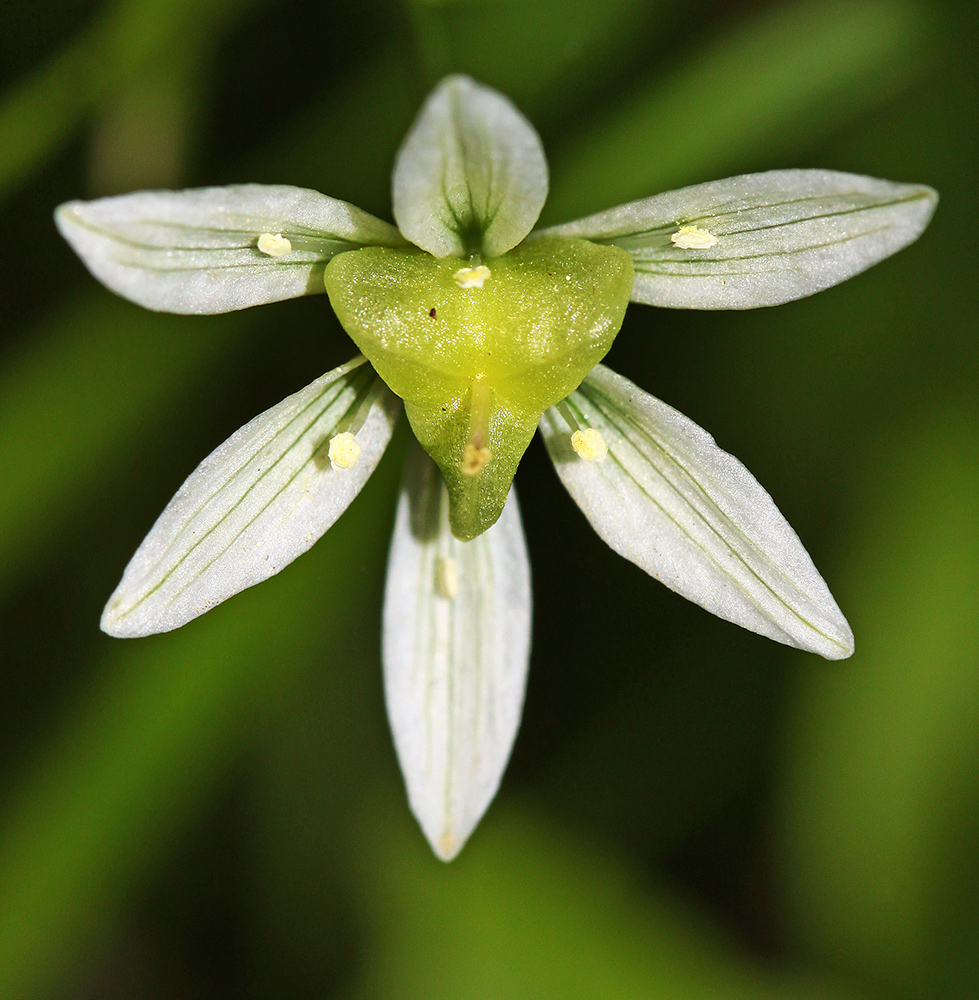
[820, 620, 855, 661]
[99, 591, 178, 638]
[54, 200, 90, 249]
[100, 588, 143, 637]
[918, 182, 940, 207]
[54, 199, 79, 223]
[99, 602, 125, 638]
[792, 593, 854, 660]
[904, 181, 939, 228]
[781, 592, 854, 660]
[430, 827, 466, 863]
[417, 800, 482, 861]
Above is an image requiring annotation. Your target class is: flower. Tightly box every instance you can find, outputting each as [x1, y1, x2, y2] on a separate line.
[56, 75, 937, 861]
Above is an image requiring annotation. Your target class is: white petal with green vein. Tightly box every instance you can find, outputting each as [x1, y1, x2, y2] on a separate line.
[392, 74, 548, 259]
[541, 365, 853, 659]
[383, 445, 532, 860]
[535, 170, 937, 309]
[102, 357, 399, 637]
[56, 185, 405, 314]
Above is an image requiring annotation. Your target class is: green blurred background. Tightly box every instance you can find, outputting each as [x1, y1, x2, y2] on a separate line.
[0, 0, 975, 997]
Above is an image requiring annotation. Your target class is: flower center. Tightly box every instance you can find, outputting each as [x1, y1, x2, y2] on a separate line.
[324, 237, 633, 539]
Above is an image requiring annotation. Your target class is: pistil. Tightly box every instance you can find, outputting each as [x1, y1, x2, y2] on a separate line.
[460, 378, 493, 476]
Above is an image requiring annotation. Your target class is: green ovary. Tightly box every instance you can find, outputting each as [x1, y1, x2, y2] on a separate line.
[325, 237, 634, 540]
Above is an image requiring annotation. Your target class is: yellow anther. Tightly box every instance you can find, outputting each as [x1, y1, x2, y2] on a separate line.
[435, 557, 458, 600]
[571, 427, 608, 462]
[257, 232, 293, 257]
[460, 443, 492, 476]
[328, 431, 361, 470]
[671, 225, 717, 250]
[453, 265, 492, 288]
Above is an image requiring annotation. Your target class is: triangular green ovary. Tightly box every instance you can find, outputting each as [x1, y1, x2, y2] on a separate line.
[325, 237, 634, 539]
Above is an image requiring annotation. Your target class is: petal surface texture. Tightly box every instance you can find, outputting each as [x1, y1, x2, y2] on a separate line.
[383, 444, 532, 860]
[392, 74, 548, 259]
[536, 169, 937, 309]
[102, 358, 399, 636]
[56, 184, 405, 314]
[540, 366, 853, 659]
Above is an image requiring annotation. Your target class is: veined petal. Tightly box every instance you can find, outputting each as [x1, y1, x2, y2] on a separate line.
[540, 365, 853, 659]
[392, 75, 548, 259]
[102, 357, 399, 637]
[56, 184, 405, 314]
[535, 170, 937, 309]
[383, 444, 532, 860]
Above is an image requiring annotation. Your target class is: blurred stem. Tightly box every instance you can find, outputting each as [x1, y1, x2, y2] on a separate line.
[403, 2, 454, 89]
[87, 35, 210, 195]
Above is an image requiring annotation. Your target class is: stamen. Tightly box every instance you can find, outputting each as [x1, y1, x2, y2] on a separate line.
[343, 379, 384, 437]
[435, 557, 458, 600]
[460, 378, 493, 477]
[257, 232, 293, 257]
[671, 225, 717, 250]
[571, 428, 608, 462]
[453, 265, 492, 289]
[328, 431, 361, 470]
[555, 398, 581, 432]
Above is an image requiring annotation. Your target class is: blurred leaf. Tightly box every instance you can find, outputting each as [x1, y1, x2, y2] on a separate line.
[0, 294, 246, 597]
[258, 47, 416, 216]
[404, 0, 663, 120]
[0, 0, 258, 204]
[776, 403, 979, 997]
[931, 836, 979, 1000]
[87, 40, 208, 195]
[543, 0, 934, 223]
[246, 611, 392, 998]
[541, 637, 782, 858]
[346, 796, 865, 1000]
[0, 435, 401, 1000]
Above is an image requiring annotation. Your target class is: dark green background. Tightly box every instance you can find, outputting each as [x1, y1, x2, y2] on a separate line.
[0, 1, 975, 997]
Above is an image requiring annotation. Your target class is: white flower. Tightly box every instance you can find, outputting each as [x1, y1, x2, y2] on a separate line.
[56, 75, 937, 861]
